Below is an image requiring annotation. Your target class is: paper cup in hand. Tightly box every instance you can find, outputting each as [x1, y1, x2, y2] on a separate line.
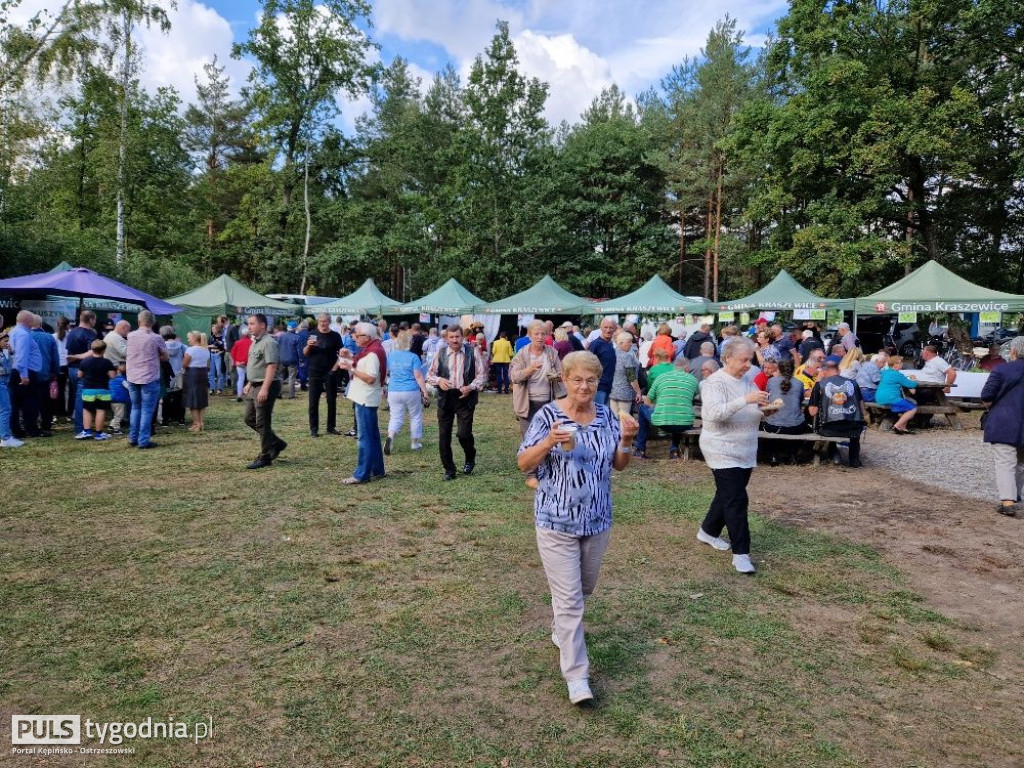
[561, 424, 578, 451]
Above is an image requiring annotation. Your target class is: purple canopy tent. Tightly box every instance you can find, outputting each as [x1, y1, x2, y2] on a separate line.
[0, 267, 182, 315]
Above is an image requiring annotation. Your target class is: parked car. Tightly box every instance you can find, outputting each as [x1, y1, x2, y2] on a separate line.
[854, 316, 923, 356]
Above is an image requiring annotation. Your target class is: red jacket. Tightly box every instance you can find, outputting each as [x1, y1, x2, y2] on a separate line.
[231, 336, 252, 366]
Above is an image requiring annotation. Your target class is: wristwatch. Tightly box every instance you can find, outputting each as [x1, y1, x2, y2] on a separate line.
[617, 445, 633, 454]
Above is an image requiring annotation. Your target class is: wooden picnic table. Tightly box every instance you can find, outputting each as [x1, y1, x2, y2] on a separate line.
[864, 380, 964, 430]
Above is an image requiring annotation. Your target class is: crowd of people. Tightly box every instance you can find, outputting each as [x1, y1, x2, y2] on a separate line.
[4, 305, 1023, 707]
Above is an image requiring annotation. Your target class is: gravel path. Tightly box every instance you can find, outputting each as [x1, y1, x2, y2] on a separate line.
[862, 425, 997, 501]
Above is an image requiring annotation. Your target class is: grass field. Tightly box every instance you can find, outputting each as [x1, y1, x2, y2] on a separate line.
[0, 394, 1018, 767]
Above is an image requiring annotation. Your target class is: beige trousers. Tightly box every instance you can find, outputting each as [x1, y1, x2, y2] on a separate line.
[536, 526, 611, 682]
[609, 398, 633, 419]
[991, 443, 1024, 502]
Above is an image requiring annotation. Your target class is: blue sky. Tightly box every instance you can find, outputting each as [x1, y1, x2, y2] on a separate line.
[30, 0, 790, 129]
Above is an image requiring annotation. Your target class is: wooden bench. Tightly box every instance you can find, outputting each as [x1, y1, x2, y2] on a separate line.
[864, 402, 963, 429]
[675, 429, 846, 465]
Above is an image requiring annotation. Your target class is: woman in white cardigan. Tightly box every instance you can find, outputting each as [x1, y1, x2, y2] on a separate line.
[696, 336, 768, 574]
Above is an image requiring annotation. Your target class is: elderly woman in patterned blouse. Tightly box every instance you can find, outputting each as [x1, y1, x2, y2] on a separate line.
[518, 351, 639, 706]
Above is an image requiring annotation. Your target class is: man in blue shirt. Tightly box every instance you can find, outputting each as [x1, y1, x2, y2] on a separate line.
[30, 314, 60, 435]
[588, 317, 618, 406]
[8, 310, 44, 438]
[277, 321, 303, 398]
[65, 310, 98, 433]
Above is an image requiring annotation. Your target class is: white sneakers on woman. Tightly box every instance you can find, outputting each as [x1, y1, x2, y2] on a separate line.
[696, 528, 731, 551]
[732, 554, 756, 574]
[697, 528, 756, 573]
[567, 678, 594, 705]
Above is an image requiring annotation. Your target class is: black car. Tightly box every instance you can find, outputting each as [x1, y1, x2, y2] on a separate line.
[854, 316, 923, 355]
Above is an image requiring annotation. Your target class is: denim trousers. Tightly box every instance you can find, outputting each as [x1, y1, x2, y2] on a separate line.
[208, 353, 225, 391]
[68, 366, 84, 432]
[353, 403, 385, 481]
[0, 378, 11, 438]
[128, 379, 161, 447]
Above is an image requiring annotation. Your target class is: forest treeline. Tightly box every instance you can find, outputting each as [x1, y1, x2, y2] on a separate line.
[1, 0, 1021, 303]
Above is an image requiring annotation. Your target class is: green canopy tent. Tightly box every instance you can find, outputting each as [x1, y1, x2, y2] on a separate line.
[594, 275, 707, 314]
[168, 274, 299, 337]
[711, 270, 854, 313]
[390, 278, 485, 315]
[477, 275, 594, 315]
[303, 278, 400, 316]
[854, 260, 1024, 315]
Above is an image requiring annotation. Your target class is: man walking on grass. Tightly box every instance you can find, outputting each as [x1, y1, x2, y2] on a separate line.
[244, 314, 286, 469]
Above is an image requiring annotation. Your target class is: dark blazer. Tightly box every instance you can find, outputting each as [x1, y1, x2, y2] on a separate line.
[980, 358, 1024, 446]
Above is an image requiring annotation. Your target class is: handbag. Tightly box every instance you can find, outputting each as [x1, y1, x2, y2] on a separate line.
[981, 371, 1024, 428]
[49, 379, 58, 399]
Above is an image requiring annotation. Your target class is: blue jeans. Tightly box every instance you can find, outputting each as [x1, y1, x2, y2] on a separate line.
[69, 366, 84, 432]
[128, 380, 161, 446]
[208, 354, 225, 391]
[353, 403, 385, 482]
[635, 404, 655, 451]
[0, 378, 11, 438]
[594, 390, 610, 406]
[492, 362, 510, 393]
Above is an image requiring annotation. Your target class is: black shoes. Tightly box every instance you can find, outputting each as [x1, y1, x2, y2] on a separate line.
[344, 429, 357, 437]
[310, 430, 320, 438]
[326, 428, 341, 435]
[463, 462, 475, 475]
[384, 436, 393, 456]
[247, 457, 272, 469]
[443, 472, 457, 481]
[138, 442, 159, 450]
[271, 439, 287, 459]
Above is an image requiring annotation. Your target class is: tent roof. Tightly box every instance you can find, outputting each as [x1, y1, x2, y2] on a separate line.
[594, 275, 707, 314]
[48, 261, 74, 273]
[169, 274, 297, 316]
[392, 278, 485, 314]
[855, 260, 1024, 313]
[0, 267, 182, 314]
[304, 278, 400, 315]
[478, 275, 594, 315]
[713, 270, 854, 312]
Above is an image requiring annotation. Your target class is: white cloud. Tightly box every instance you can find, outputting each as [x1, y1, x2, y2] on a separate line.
[512, 31, 614, 124]
[374, 0, 524, 60]
[137, 0, 248, 106]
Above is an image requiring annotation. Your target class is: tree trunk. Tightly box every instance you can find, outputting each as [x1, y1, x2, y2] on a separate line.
[704, 192, 713, 299]
[713, 159, 724, 302]
[678, 208, 686, 292]
[299, 144, 311, 295]
[115, 11, 132, 272]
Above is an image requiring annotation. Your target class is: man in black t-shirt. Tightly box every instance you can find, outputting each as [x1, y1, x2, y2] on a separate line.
[303, 313, 344, 437]
[65, 310, 99, 434]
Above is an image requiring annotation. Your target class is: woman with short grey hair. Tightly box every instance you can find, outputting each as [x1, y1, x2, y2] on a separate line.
[696, 336, 767, 574]
[518, 351, 639, 705]
[981, 336, 1024, 516]
[339, 321, 386, 484]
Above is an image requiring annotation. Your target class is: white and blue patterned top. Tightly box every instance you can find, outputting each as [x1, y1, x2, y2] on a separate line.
[519, 402, 622, 537]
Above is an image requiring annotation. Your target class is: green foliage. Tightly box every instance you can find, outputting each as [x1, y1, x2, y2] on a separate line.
[1, 4, 1022, 302]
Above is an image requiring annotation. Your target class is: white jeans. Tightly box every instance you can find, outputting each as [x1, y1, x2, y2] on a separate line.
[387, 389, 423, 440]
[235, 365, 246, 397]
[992, 443, 1024, 502]
[536, 526, 611, 682]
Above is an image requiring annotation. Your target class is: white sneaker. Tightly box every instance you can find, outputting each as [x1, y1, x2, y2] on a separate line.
[567, 678, 593, 705]
[732, 554, 756, 574]
[551, 630, 559, 648]
[697, 528, 731, 551]
[74, 430, 93, 440]
[411, 441, 423, 451]
[0, 437, 25, 448]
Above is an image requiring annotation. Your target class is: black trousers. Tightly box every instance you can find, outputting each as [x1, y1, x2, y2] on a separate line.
[37, 379, 54, 431]
[308, 370, 339, 432]
[701, 467, 753, 555]
[820, 423, 863, 466]
[760, 421, 810, 462]
[244, 380, 281, 461]
[55, 366, 69, 417]
[9, 371, 42, 437]
[162, 389, 185, 425]
[436, 389, 477, 474]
